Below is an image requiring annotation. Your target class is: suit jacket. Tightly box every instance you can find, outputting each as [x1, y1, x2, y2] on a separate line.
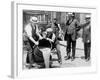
[82, 23, 91, 43]
[65, 19, 80, 41]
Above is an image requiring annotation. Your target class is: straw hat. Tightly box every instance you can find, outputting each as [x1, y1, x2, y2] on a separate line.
[30, 16, 38, 23]
[68, 12, 75, 16]
[85, 15, 91, 19]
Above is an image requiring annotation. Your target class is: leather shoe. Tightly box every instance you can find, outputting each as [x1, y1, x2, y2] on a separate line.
[71, 57, 75, 61]
[65, 56, 70, 60]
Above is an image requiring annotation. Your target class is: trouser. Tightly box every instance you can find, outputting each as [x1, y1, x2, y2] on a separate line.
[66, 34, 76, 58]
[56, 44, 62, 62]
[84, 42, 91, 59]
[55, 38, 62, 62]
[26, 38, 35, 64]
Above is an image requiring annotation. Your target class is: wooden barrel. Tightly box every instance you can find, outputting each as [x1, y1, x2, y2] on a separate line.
[34, 39, 52, 68]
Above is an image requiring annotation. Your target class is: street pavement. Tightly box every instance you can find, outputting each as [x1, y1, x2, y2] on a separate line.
[51, 38, 91, 68]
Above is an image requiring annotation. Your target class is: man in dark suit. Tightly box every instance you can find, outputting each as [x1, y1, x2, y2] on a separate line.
[65, 13, 80, 61]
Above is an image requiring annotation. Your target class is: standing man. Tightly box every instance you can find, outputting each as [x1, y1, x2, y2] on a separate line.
[65, 13, 80, 61]
[24, 16, 42, 68]
[51, 18, 62, 64]
[82, 15, 91, 61]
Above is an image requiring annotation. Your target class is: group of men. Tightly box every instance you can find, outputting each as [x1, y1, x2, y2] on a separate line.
[24, 12, 91, 68]
[64, 13, 91, 61]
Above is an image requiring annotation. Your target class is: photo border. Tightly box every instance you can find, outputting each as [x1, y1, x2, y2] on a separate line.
[11, 1, 97, 78]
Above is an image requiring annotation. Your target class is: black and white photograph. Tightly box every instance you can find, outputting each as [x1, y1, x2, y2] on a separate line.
[10, 2, 97, 78]
[0, 0, 100, 79]
[23, 10, 91, 69]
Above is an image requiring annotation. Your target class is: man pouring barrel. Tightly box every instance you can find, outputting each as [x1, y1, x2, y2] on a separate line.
[24, 16, 43, 68]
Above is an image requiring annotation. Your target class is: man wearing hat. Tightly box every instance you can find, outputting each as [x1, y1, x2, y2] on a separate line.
[46, 28, 55, 42]
[65, 12, 80, 61]
[82, 15, 91, 61]
[24, 16, 42, 68]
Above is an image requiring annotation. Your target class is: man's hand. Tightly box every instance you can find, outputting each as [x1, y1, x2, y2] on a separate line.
[47, 38, 53, 42]
[35, 41, 39, 45]
[39, 36, 43, 40]
[87, 40, 90, 43]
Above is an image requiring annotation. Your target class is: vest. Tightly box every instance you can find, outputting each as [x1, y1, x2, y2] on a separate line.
[46, 33, 53, 39]
[31, 23, 39, 41]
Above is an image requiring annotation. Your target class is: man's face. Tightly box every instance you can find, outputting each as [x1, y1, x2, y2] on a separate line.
[43, 32, 47, 38]
[53, 19, 56, 23]
[32, 21, 38, 25]
[85, 18, 90, 23]
[47, 32, 51, 35]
